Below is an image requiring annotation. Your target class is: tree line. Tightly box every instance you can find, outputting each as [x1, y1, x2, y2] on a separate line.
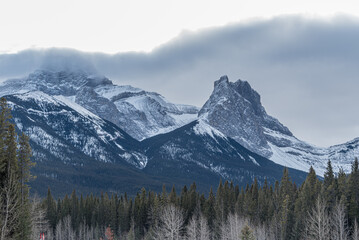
[42, 158, 359, 240]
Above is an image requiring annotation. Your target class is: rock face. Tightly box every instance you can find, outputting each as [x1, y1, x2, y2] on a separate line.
[4, 91, 163, 196]
[6, 91, 147, 168]
[199, 75, 291, 158]
[0, 70, 199, 140]
[93, 84, 199, 140]
[142, 120, 307, 186]
[2, 89, 307, 196]
[199, 76, 359, 176]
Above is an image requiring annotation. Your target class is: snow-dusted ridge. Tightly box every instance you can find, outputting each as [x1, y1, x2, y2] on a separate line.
[1, 70, 358, 178]
[199, 76, 359, 176]
[6, 91, 148, 169]
[193, 119, 227, 140]
[0, 69, 199, 141]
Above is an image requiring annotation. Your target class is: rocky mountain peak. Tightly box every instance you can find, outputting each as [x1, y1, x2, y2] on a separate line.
[199, 76, 293, 158]
[214, 75, 229, 87]
[232, 80, 262, 115]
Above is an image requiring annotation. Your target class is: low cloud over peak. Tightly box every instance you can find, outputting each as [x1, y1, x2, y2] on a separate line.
[1, 15, 359, 147]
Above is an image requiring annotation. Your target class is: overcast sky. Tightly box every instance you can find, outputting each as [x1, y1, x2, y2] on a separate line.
[1, 1, 359, 147]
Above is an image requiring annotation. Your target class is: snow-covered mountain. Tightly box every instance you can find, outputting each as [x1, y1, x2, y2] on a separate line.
[6, 91, 147, 168]
[199, 76, 358, 176]
[1, 84, 307, 195]
[0, 69, 199, 140]
[1, 67, 358, 195]
[143, 120, 307, 186]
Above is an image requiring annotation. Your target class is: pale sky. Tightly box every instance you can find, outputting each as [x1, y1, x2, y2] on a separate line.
[1, 0, 359, 54]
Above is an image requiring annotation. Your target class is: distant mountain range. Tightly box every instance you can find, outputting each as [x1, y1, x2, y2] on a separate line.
[0, 69, 357, 196]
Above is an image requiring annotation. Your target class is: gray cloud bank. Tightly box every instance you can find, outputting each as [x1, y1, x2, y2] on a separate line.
[1, 15, 359, 147]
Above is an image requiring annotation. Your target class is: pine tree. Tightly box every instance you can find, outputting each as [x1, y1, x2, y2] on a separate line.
[348, 158, 359, 223]
[248, 178, 259, 221]
[5, 124, 18, 183]
[0, 97, 12, 187]
[109, 194, 118, 234]
[293, 166, 320, 239]
[169, 185, 177, 205]
[70, 190, 79, 231]
[322, 160, 338, 211]
[45, 188, 57, 231]
[161, 184, 168, 206]
[280, 194, 290, 240]
[204, 187, 215, 230]
[337, 168, 347, 202]
[280, 168, 292, 200]
[16, 132, 35, 240]
[17, 133, 35, 204]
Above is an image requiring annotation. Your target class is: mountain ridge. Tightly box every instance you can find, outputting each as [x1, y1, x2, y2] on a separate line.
[0, 69, 357, 196]
[199, 76, 358, 175]
[0, 69, 199, 140]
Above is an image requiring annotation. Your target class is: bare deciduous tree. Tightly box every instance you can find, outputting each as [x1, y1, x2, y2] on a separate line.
[55, 215, 76, 240]
[186, 213, 211, 240]
[198, 214, 211, 240]
[353, 220, 359, 240]
[30, 195, 51, 240]
[220, 213, 245, 240]
[305, 198, 331, 240]
[0, 174, 20, 240]
[331, 201, 349, 240]
[152, 204, 185, 240]
[78, 221, 95, 240]
[253, 223, 268, 240]
[186, 214, 198, 240]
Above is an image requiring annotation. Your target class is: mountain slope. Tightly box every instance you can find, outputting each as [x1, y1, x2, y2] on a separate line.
[5, 90, 308, 195]
[143, 120, 307, 187]
[6, 91, 147, 168]
[5, 90, 307, 196]
[199, 76, 358, 175]
[4, 91, 176, 196]
[0, 69, 199, 140]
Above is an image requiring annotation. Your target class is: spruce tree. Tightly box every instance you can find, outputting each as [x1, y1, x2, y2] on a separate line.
[280, 168, 292, 200]
[0, 97, 12, 186]
[45, 188, 57, 231]
[293, 167, 319, 239]
[204, 187, 216, 230]
[17, 132, 35, 204]
[5, 124, 18, 182]
[322, 160, 338, 211]
[337, 168, 347, 202]
[169, 185, 177, 205]
[348, 158, 359, 222]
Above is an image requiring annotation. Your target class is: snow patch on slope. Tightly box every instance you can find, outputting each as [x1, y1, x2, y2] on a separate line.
[193, 120, 227, 139]
[54, 95, 104, 123]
